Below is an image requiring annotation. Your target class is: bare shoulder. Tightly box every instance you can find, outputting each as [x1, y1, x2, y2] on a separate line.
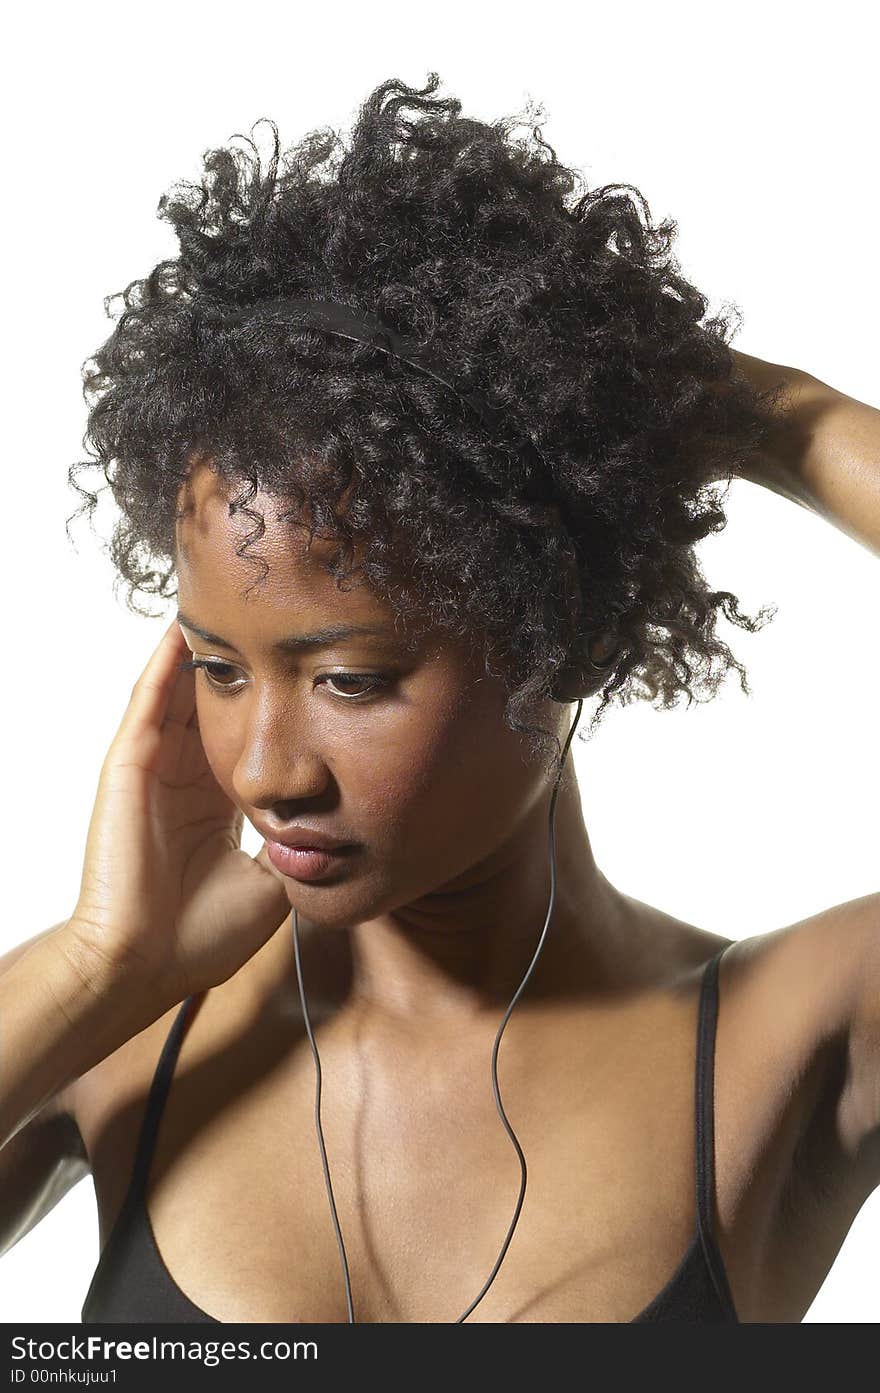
[60, 995, 194, 1243]
[721, 891, 880, 1200]
[64, 996, 186, 1139]
[61, 925, 296, 1236]
[723, 892, 878, 1078]
[0, 924, 180, 1256]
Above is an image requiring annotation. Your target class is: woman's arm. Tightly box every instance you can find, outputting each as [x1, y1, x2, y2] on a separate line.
[729, 348, 880, 558]
[727, 347, 880, 1188]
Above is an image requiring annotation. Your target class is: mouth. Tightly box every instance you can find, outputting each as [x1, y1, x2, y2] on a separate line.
[265, 839, 357, 883]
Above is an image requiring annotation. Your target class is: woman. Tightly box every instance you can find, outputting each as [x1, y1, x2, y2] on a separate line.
[1, 74, 878, 1325]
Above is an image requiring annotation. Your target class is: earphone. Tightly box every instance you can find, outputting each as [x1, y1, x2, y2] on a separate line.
[291, 696, 584, 1322]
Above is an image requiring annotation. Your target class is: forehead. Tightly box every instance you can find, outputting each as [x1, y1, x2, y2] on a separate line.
[174, 458, 384, 622]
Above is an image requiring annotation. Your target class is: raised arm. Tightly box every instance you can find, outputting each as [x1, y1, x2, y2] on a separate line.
[729, 348, 880, 557]
[723, 346, 880, 1207]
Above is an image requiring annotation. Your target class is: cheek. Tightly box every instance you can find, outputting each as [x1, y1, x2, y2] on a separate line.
[191, 693, 236, 775]
[346, 691, 547, 873]
[191, 692, 268, 810]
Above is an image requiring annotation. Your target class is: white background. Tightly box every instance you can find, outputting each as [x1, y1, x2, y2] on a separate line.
[1, 0, 878, 1324]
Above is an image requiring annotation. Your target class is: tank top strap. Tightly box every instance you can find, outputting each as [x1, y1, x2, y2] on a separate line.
[693, 941, 737, 1310]
[128, 993, 202, 1199]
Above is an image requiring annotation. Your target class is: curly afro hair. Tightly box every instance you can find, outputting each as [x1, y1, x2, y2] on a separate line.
[68, 71, 789, 771]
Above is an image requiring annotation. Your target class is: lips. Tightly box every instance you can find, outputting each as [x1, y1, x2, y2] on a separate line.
[254, 823, 355, 853]
[264, 839, 356, 882]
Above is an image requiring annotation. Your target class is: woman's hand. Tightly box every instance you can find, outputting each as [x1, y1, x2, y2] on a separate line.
[69, 618, 292, 1013]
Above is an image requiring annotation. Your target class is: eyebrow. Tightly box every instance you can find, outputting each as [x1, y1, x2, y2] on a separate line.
[176, 611, 393, 654]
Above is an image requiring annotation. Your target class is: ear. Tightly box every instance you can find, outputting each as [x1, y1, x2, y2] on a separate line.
[549, 634, 621, 703]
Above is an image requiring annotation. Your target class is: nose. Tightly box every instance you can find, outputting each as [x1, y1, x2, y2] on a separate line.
[230, 694, 332, 810]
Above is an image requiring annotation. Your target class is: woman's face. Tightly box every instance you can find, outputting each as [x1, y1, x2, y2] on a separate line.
[174, 462, 567, 933]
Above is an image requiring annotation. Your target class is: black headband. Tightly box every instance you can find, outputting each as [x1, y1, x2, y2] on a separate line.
[214, 294, 553, 502]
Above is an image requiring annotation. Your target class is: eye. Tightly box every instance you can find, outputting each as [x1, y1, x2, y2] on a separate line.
[319, 672, 390, 700]
[179, 658, 240, 693]
[179, 658, 391, 702]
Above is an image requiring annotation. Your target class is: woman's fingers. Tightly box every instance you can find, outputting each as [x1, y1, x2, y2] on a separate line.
[112, 619, 193, 751]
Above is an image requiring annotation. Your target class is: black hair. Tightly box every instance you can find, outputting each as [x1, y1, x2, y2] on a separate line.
[68, 72, 788, 771]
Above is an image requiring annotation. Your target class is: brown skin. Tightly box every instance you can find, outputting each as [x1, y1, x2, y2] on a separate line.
[73, 456, 745, 1325]
[173, 457, 644, 1033]
[39, 371, 880, 1321]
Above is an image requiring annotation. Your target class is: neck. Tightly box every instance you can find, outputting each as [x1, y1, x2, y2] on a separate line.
[268, 764, 635, 1033]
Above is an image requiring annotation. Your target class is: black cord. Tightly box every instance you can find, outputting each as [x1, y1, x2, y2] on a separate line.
[292, 698, 584, 1323]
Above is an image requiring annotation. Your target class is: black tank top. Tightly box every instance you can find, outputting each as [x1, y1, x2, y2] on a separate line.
[81, 943, 739, 1323]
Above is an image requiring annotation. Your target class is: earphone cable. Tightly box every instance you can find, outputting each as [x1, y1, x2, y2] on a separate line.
[292, 697, 584, 1323]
